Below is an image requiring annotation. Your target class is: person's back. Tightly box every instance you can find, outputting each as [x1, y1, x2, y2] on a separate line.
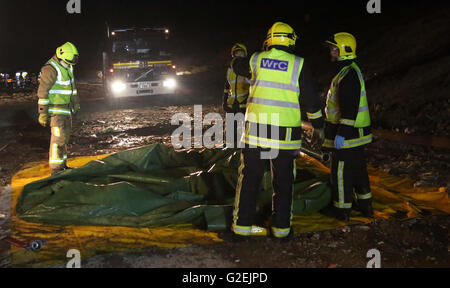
[229, 22, 324, 239]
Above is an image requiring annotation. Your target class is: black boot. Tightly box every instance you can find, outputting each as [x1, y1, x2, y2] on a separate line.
[333, 207, 351, 221]
[357, 199, 374, 218]
[51, 165, 73, 176]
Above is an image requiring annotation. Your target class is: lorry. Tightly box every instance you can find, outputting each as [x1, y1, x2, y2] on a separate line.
[102, 26, 177, 105]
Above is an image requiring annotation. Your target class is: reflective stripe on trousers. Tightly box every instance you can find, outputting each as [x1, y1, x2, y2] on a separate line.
[334, 161, 352, 209]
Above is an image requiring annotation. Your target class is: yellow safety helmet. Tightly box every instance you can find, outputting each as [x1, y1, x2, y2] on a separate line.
[56, 42, 79, 65]
[265, 22, 297, 50]
[231, 43, 247, 57]
[325, 32, 357, 61]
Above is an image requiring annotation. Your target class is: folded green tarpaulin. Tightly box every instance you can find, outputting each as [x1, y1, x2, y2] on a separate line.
[16, 144, 331, 230]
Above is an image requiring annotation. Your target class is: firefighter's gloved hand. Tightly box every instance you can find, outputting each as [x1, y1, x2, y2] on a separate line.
[38, 113, 48, 127]
[334, 135, 345, 150]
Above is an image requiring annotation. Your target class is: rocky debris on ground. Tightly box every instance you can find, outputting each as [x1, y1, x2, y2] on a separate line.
[365, 138, 450, 190]
[0, 91, 37, 105]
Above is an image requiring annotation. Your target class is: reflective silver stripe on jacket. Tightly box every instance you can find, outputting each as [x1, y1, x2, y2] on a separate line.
[358, 105, 369, 112]
[49, 90, 73, 95]
[290, 56, 302, 87]
[48, 61, 62, 82]
[252, 80, 300, 93]
[247, 97, 300, 109]
[56, 79, 74, 85]
[48, 61, 74, 85]
[339, 119, 356, 126]
[48, 108, 71, 115]
[342, 134, 373, 147]
[244, 136, 302, 148]
[307, 110, 323, 119]
[326, 107, 339, 114]
[250, 52, 260, 81]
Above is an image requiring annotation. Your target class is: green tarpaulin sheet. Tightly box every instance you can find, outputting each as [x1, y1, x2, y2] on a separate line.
[15, 144, 331, 230]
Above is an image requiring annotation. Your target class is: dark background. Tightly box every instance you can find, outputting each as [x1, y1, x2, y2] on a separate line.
[0, 0, 432, 75]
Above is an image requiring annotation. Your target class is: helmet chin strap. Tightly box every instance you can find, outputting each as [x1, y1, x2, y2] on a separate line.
[58, 59, 70, 68]
[338, 55, 357, 61]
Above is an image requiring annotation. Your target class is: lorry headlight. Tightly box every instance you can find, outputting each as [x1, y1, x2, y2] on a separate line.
[112, 81, 126, 93]
[163, 79, 176, 88]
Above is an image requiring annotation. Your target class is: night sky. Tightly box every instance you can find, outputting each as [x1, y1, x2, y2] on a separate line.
[0, 0, 427, 75]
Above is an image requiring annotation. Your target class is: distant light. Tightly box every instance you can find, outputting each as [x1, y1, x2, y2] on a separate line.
[163, 78, 176, 88]
[172, 65, 176, 69]
[111, 32, 116, 36]
[164, 29, 169, 34]
[109, 68, 114, 73]
[112, 81, 126, 93]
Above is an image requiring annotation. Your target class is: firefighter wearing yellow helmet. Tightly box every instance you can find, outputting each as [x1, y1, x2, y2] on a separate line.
[37, 42, 80, 175]
[223, 43, 250, 147]
[323, 32, 373, 221]
[223, 43, 250, 113]
[230, 22, 324, 239]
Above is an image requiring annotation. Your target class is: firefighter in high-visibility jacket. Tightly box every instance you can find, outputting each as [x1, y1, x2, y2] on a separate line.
[223, 43, 250, 147]
[230, 22, 324, 238]
[323, 33, 373, 221]
[37, 42, 80, 175]
[223, 43, 250, 114]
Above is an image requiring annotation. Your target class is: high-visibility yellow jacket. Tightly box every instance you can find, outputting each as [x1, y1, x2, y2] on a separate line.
[224, 67, 250, 110]
[38, 56, 79, 116]
[243, 48, 304, 150]
[323, 61, 372, 150]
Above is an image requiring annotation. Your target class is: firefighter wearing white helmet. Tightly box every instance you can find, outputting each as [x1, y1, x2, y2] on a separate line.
[322, 32, 373, 221]
[223, 43, 250, 147]
[37, 42, 80, 175]
[230, 22, 324, 239]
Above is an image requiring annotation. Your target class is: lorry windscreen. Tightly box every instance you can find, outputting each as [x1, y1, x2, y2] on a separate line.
[111, 36, 170, 61]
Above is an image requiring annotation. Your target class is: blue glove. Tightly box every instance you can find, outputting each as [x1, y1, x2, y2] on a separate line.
[334, 135, 345, 150]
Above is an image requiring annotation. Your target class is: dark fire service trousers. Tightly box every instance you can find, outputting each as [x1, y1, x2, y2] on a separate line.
[330, 146, 372, 210]
[233, 147, 296, 237]
[49, 114, 72, 171]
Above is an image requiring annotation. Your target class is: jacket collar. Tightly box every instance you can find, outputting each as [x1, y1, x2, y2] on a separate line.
[267, 45, 295, 54]
[335, 59, 355, 74]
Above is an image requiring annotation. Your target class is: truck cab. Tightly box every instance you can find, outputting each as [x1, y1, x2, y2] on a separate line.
[103, 27, 177, 104]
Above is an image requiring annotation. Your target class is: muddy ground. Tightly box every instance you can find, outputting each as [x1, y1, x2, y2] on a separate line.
[0, 78, 448, 268]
